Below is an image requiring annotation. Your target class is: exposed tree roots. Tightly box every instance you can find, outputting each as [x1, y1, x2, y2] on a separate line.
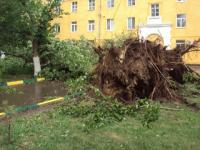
[94, 38, 200, 104]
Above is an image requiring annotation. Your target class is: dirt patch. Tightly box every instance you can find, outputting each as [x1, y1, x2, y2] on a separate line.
[104, 132, 124, 142]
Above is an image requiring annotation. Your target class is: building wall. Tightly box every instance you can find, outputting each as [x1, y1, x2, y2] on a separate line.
[54, 0, 200, 64]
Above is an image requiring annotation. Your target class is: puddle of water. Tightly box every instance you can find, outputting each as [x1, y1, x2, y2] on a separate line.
[0, 81, 67, 111]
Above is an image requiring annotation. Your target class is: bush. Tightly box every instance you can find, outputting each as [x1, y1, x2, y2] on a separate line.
[0, 56, 32, 76]
[41, 37, 98, 80]
[183, 72, 200, 83]
[57, 77, 160, 131]
[58, 96, 160, 131]
[101, 33, 137, 49]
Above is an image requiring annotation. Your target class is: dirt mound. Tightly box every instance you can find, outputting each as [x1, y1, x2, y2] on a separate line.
[94, 38, 199, 103]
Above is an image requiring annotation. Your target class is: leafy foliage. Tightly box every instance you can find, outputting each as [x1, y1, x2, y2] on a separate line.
[101, 33, 137, 49]
[183, 72, 200, 83]
[0, 0, 62, 48]
[57, 77, 160, 132]
[41, 38, 98, 79]
[0, 56, 32, 76]
[0, 0, 63, 76]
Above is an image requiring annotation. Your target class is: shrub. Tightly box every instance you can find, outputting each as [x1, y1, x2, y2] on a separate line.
[57, 77, 160, 131]
[41, 37, 97, 80]
[0, 56, 32, 76]
[183, 72, 200, 83]
[101, 32, 137, 49]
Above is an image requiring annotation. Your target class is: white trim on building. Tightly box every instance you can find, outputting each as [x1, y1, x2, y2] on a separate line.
[139, 24, 172, 49]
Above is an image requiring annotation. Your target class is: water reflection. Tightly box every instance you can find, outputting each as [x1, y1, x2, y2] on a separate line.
[0, 81, 67, 110]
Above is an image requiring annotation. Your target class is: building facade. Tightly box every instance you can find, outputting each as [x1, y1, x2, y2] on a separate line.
[54, 0, 200, 64]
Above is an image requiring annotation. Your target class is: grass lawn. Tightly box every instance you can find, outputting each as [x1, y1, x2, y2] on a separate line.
[0, 83, 200, 150]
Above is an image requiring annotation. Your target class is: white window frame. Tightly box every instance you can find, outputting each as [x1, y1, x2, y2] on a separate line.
[54, 24, 60, 33]
[54, 6, 61, 14]
[71, 21, 77, 32]
[128, 0, 135, 6]
[88, 0, 95, 11]
[106, 19, 114, 31]
[88, 20, 95, 32]
[107, 0, 114, 8]
[176, 40, 186, 49]
[151, 4, 159, 17]
[71, 1, 77, 12]
[127, 17, 135, 30]
[177, 14, 186, 28]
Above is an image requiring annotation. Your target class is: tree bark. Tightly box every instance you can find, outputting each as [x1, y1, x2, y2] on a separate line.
[32, 39, 41, 76]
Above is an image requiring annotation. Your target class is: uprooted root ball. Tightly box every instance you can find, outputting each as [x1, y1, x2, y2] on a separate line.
[94, 39, 199, 103]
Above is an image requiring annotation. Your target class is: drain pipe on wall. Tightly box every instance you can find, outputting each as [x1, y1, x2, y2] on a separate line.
[98, 0, 102, 43]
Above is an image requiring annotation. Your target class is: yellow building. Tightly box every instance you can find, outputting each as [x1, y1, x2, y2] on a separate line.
[54, 0, 200, 64]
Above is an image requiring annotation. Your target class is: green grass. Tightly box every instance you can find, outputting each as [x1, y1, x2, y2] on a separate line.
[0, 83, 200, 150]
[0, 104, 200, 150]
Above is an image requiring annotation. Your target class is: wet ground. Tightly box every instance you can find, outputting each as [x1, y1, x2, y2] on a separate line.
[0, 81, 67, 111]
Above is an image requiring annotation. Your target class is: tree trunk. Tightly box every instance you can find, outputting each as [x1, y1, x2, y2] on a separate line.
[32, 39, 41, 76]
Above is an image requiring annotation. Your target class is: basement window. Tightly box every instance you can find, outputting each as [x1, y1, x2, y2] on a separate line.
[176, 40, 186, 50]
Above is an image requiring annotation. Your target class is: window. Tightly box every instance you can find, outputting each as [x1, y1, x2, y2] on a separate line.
[88, 20, 95, 32]
[127, 17, 135, 30]
[177, 14, 186, 27]
[176, 40, 186, 49]
[49, 0, 62, 4]
[107, 0, 114, 8]
[151, 4, 159, 17]
[54, 6, 61, 14]
[54, 24, 60, 33]
[177, 0, 185, 2]
[88, 0, 95, 10]
[71, 2, 77, 12]
[107, 19, 114, 31]
[71, 21, 77, 32]
[128, 0, 135, 6]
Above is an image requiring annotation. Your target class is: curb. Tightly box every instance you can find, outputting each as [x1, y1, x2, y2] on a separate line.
[0, 97, 65, 118]
[0, 78, 45, 87]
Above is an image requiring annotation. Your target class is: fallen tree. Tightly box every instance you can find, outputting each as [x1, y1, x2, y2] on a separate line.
[94, 38, 200, 103]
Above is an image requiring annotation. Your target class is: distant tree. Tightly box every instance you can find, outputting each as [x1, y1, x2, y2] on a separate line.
[0, 0, 62, 76]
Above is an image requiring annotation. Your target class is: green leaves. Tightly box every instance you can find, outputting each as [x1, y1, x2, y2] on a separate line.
[183, 72, 200, 83]
[42, 38, 98, 79]
[0, 56, 32, 76]
[57, 77, 160, 132]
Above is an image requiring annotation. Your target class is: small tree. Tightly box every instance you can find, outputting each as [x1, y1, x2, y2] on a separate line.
[0, 0, 62, 76]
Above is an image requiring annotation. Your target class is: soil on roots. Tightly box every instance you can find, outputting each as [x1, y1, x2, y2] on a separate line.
[94, 38, 199, 103]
